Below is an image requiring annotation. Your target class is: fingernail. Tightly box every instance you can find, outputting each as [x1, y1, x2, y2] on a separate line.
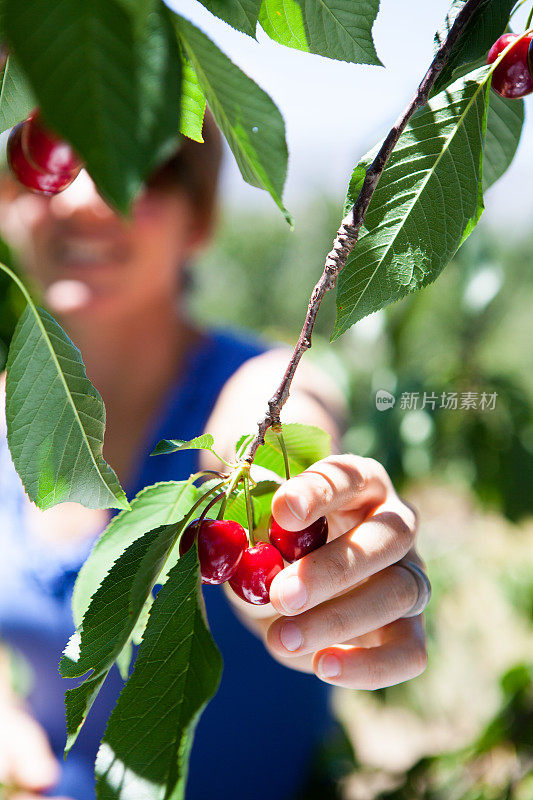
[318, 654, 341, 679]
[279, 575, 307, 613]
[285, 492, 308, 522]
[280, 621, 302, 652]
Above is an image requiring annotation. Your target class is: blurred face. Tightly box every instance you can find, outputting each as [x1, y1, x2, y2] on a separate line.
[0, 169, 206, 320]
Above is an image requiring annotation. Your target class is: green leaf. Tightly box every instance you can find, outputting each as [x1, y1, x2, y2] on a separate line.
[259, 0, 308, 51]
[0, 55, 35, 134]
[259, 0, 382, 65]
[72, 481, 201, 628]
[173, 13, 291, 223]
[4, 289, 128, 511]
[432, 0, 514, 95]
[180, 57, 206, 142]
[94, 547, 222, 800]
[333, 66, 491, 340]
[262, 424, 331, 475]
[61, 522, 184, 754]
[198, 0, 261, 37]
[266, 423, 330, 464]
[251, 479, 282, 496]
[483, 91, 524, 190]
[224, 490, 258, 529]
[223, 488, 251, 529]
[224, 479, 281, 530]
[115, 639, 133, 682]
[72, 478, 222, 683]
[151, 434, 215, 457]
[222, 482, 275, 529]
[429, 51, 524, 193]
[238, 423, 331, 478]
[2, 0, 182, 213]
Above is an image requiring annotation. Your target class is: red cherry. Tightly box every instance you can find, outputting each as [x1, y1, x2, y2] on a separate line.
[179, 518, 247, 585]
[487, 33, 533, 99]
[22, 110, 81, 178]
[268, 515, 328, 563]
[229, 542, 284, 605]
[7, 123, 79, 196]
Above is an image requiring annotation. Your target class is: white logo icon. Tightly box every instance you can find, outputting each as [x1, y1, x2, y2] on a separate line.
[375, 390, 396, 411]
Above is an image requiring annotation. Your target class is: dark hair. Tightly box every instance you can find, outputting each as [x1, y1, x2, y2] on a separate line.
[146, 109, 223, 220]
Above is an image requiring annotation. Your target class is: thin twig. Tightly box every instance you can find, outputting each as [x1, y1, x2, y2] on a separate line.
[243, 0, 486, 465]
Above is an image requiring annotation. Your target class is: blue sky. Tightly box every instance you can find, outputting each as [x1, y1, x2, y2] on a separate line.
[173, 0, 533, 231]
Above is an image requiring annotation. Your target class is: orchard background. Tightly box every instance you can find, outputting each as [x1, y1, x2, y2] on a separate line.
[0, 0, 532, 798]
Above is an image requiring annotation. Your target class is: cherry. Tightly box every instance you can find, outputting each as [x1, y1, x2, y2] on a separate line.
[7, 123, 79, 196]
[487, 33, 533, 99]
[179, 518, 247, 585]
[229, 542, 284, 605]
[268, 515, 328, 563]
[22, 110, 81, 177]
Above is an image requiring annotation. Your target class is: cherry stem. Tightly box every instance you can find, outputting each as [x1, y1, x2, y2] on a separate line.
[181, 480, 226, 530]
[186, 469, 228, 488]
[236, 434, 255, 460]
[273, 424, 291, 481]
[217, 493, 228, 521]
[241, 0, 487, 467]
[210, 450, 234, 468]
[198, 491, 227, 526]
[526, 4, 533, 29]
[225, 466, 244, 501]
[243, 474, 255, 547]
[201, 469, 228, 479]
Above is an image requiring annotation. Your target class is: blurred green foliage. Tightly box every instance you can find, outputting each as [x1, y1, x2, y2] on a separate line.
[332, 481, 533, 800]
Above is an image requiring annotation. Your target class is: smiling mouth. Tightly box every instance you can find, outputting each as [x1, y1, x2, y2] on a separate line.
[53, 238, 130, 268]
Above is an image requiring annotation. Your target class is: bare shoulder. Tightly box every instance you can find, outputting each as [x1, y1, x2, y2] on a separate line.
[202, 347, 348, 465]
[231, 347, 346, 415]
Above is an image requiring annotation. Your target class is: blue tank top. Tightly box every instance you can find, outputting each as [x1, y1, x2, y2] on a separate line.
[0, 329, 333, 800]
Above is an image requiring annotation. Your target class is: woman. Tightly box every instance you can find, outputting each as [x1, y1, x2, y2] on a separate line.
[0, 114, 429, 799]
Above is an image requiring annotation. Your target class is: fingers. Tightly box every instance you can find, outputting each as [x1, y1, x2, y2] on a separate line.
[312, 616, 427, 690]
[269, 499, 417, 616]
[0, 708, 59, 792]
[266, 563, 420, 658]
[271, 455, 389, 532]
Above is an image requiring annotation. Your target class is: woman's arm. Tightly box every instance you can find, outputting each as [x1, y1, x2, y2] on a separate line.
[202, 350, 428, 690]
[202, 348, 347, 459]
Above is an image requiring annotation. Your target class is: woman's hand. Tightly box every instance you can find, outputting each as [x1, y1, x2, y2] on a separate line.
[230, 454, 428, 690]
[0, 702, 67, 798]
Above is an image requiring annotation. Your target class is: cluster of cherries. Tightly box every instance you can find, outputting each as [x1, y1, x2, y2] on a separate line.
[487, 33, 533, 98]
[7, 110, 81, 195]
[180, 512, 328, 605]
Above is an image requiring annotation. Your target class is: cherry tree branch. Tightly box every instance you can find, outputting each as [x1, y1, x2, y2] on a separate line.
[243, 0, 487, 464]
